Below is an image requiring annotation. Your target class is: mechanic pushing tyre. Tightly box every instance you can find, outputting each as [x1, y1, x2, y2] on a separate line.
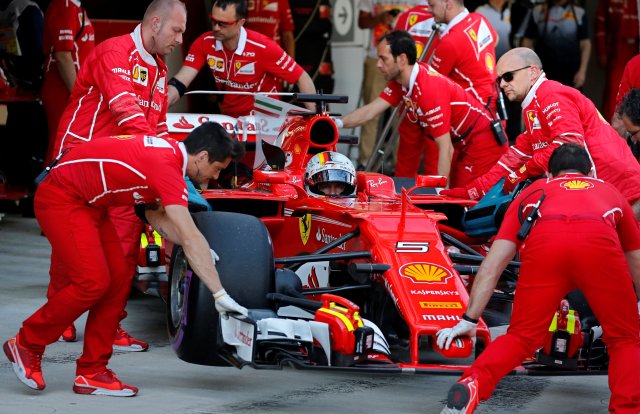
[167, 211, 275, 365]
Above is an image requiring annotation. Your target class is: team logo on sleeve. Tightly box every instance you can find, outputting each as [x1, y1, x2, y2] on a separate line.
[464, 19, 494, 59]
[132, 65, 148, 86]
[409, 14, 418, 26]
[561, 179, 594, 190]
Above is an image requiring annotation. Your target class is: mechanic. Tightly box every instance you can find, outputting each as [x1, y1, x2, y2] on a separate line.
[41, 0, 94, 166]
[441, 47, 640, 220]
[616, 89, 640, 163]
[335, 31, 507, 187]
[167, 0, 316, 118]
[611, 54, 640, 137]
[244, 0, 295, 58]
[392, 1, 439, 177]
[595, 0, 639, 121]
[304, 151, 357, 197]
[427, 0, 500, 116]
[49, 0, 187, 350]
[438, 143, 640, 414]
[355, 0, 407, 170]
[3, 122, 248, 396]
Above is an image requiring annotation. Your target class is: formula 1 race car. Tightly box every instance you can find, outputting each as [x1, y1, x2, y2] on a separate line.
[161, 94, 607, 376]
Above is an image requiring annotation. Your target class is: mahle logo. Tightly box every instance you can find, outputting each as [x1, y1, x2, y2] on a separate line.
[400, 263, 452, 284]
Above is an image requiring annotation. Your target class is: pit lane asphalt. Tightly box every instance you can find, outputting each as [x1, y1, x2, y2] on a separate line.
[0, 213, 611, 414]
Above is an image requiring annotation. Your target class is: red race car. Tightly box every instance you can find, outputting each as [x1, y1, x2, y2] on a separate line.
[159, 94, 605, 376]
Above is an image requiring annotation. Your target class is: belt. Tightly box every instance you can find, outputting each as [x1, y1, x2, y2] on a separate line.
[536, 214, 612, 227]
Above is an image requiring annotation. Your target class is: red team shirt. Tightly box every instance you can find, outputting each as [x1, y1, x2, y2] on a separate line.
[245, 0, 294, 44]
[616, 53, 640, 107]
[467, 77, 640, 203]
[380, 64, 493, 144]
[49, 135, 188, 209]
[430, 11, 498, 111]
[394, 5, 437, 60]
[53, 25, 169, 157]
[183, 27, 304, 118]
[42, 0, 95, 89]
[497, 173, 640, 250]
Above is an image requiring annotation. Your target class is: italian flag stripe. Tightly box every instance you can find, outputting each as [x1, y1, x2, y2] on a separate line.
[254, 98, 283, 117]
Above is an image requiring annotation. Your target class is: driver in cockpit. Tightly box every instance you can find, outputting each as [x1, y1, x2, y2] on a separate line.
[304, 151, 357, 197]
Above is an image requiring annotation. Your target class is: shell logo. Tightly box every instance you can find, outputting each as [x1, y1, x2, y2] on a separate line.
[561, 179, 594, 190]
[485, 54, 495, 73]
[207, 57, 215, 67]
[400, 263, 452, 284]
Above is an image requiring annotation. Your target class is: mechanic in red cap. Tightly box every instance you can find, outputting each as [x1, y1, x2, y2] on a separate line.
[48, 0, 187, 350]
[391, 2, 439, 177]
[442, 47, 640, 221]
[167, 0, 316, 118]
[41, 0, 95, 166]
[438, 143, 640, 414]
[427, 0, 500, 117]
[336, 30, 506, 187]
[3, 122, 248, 396]
[611, 54, 640, 137]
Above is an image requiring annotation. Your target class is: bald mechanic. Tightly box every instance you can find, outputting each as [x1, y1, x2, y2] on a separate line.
[48, 0, 187, 350]
[4, 122, 247, 396]
[438, 144, 640, 414]
[167, 0, 316, 117]
[335, 30, 506, 187]
[442, 48, 640, 220]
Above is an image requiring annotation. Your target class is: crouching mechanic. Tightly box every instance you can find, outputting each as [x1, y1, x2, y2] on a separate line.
[438, 144, 640, 414]
[304, 151, 357, 197]
[336, 31, 506, 186]
[3, 122, 248, 396]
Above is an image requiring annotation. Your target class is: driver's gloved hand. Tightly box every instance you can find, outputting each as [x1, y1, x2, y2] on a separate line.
[503, 165, 528, 194]
[213, 289, 248, 319]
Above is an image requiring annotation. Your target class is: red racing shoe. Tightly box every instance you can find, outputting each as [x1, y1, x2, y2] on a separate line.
[112, 326, 149, 352]
[59, 324, 77, 342]
[73, 369, 138, 397]
[441, 376, 479, 414]
[3, 335, 45, 390]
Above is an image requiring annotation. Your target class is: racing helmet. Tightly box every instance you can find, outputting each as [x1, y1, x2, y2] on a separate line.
[304, 151, 357, 196]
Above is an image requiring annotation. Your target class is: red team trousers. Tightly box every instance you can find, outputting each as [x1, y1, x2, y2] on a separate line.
[464, 220, 640, 413]
[20, 182, 134, 374]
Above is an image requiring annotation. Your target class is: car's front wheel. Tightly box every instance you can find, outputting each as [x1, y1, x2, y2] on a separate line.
[167, 211, 275, 365]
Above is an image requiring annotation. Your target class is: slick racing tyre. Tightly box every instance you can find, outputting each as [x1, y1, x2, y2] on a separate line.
[167, 211, 274, 365]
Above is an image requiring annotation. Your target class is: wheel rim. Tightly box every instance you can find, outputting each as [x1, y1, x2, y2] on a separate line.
[169, 248, 189, 331]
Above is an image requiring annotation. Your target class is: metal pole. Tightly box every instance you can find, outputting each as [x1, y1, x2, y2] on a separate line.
[365, 23, 444, 172]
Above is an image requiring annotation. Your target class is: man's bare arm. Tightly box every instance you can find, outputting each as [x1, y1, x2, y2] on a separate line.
[341, 97, 391, 128]
[168, 66, 199, 106]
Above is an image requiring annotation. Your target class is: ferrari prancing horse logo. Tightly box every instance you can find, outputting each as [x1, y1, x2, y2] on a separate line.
[299, 213, 311, 245]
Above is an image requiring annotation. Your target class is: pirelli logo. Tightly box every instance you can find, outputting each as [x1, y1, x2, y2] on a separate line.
[420, 302, 462, 309]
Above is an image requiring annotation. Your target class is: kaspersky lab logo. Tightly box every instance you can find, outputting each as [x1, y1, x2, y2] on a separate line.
[400, 262, 452, 284]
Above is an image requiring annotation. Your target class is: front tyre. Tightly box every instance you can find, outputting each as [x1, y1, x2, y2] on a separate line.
[167, 211, 274, 365]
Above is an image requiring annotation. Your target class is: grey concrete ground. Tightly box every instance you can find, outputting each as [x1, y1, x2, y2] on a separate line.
[0, 213, 611, 414]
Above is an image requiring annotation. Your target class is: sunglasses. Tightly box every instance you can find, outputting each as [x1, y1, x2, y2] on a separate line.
[627, 127, 640, 140]
[209, 14, 237, 28]
[496, 65, 531, 84]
